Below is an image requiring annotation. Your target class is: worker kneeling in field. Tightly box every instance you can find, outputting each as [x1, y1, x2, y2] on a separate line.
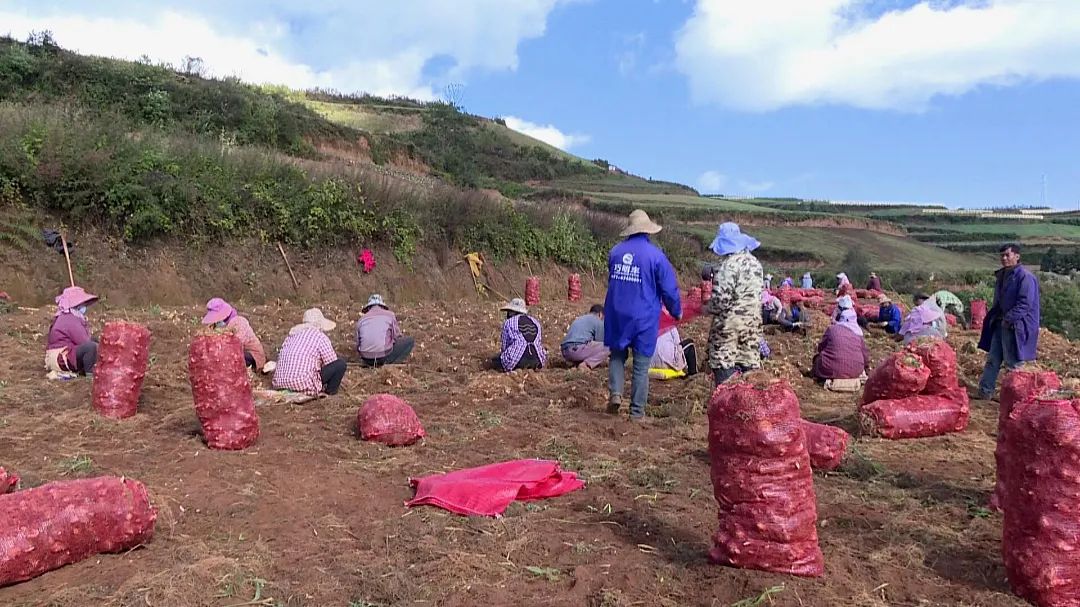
[776, 300, 808, 333]
[494, 298, 546, 372]
[649, 309, 697, 380]
[871, 294, 903, 335]
[45, 286, 100, 378]
[355, 294, 414, 367]
[813, 307, 870, 387]
[202, 298, 273, 373]
[706, 222, 764, 384]
[899, 292, 947, 344]
[761, 290, 783, 325]
[561, 304, 608, 369]
[934, 289, 968, 330]
[273, 308, 346, 396]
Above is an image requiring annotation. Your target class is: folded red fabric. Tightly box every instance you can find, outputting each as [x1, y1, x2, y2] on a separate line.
[406, 459, 585, 517]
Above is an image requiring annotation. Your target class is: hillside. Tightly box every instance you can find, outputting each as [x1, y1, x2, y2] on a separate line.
[0, 34, 1005, 284]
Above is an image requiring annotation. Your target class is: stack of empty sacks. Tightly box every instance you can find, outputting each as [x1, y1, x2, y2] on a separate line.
[707, 374, 824, 576]
[996, 371, 1080, 606]
[858, 338, 969, 439]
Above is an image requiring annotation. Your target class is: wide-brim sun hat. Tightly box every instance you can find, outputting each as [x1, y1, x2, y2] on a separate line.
[500, 298, 529, 315]
[619, 209, 663, 237]
[878, 294, 892, 304]
[363, 294, 388, 312]
[302, 308, 336, 332]
[710, 222, 760, 256]
[201, 297, 235, 325]
[836, 295, 854, 310]
[55, 286, 99, 310]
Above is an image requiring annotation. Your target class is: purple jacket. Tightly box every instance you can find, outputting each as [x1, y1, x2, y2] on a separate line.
[979, 264, 1040, 361]
[46, 312, 92, 370]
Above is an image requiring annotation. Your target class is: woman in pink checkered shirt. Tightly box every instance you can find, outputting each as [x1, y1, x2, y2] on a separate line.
[272, 308, 347, 396]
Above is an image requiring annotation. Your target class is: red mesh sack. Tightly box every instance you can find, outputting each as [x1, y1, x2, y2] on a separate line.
[357, 394, 426, 447]
[567, 274, 582, 302]
[707, 377, 824, 577]
[859, 390, 970, 439]
[91, 321, 152, 420]
[992, 370, 1061, 511]
[906, 338, 959, 396]
[0, 468, 17, 494]
[188, 334, 259, 450]
[525, 276, 540, 305]
[700, 280, 713, 304]
[945, 314, 957, 327]
[688, 287, 702, 304]
[860, 351, 931, 406]
[801, 420, 850, 471]
[1002, 396, 1080, 606]
[970, 299, 987, 331]
[0, 476, 156, 586]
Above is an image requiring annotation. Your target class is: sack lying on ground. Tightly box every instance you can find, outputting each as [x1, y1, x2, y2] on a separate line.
[189, 334, 259, 450]
[0, 476, 156, 586]
[92, 321, 152, 420]
[992, 369, 1061, 512]
[1002, 395, 1080, 607]
[0, 468, 17, 494]
[859, 389, 970, 439]
[861, 351, 930, 406]
[707, 375, 824, 577]
[801, 420, 850, 471]
[357, 394, 425, 447]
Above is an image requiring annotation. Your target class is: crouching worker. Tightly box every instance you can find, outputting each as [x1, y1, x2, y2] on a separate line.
[45, 286, 99, 378]
[934, 289, 969, 330]
[561, 304, 608, 369]
[356, 294, 414, 367]
[494, 298, 546, 372]
[813, 308, 870, 391]
[202, 298, 272, 373]
[900, 292, 947, 344]
[777, 300, 808, 333]
[872, 294, 903, 334]
[649, 311, 698, 380]
[273, 308, 346, 396]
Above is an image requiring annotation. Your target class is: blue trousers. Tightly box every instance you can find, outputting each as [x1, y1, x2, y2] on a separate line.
[609, 348, 651, 418]
[978, 324, 1021, 397]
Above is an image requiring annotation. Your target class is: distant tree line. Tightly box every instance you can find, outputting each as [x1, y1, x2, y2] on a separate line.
[1041, 247, 1080, 273]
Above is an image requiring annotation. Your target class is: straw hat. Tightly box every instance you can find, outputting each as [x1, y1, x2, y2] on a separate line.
[619, 209, 662, 237]
[877, 294, 892, 305]
[302, 308, 336, 332]
[500, 298, 529, 315]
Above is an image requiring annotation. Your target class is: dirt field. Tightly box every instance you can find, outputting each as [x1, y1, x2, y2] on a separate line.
[2, 292, 1076, 607]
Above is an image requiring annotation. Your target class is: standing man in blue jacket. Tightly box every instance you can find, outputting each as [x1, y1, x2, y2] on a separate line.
[604, 210, 682, 423]
[978, 243, 1041, 399]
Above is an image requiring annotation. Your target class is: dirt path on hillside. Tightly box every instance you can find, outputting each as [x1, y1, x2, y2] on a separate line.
[2, 294, 1074, 606]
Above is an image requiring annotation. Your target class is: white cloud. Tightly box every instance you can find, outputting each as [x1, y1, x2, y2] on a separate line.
[675, 0, 1080, 111]
[503, 115, 591, 150]
[697, 170, 773, 194]
[0, 1, 572, 99]
[697, 170, 728, 193]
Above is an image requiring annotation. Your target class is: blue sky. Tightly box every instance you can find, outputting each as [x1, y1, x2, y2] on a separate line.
[3, 0, 1079, 209]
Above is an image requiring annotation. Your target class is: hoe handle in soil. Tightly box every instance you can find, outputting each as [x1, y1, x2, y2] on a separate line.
[61, 233, 75, 288]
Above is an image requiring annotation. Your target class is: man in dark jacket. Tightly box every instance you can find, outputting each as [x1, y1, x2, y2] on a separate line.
[978, 243, 1041, 399]
[604, 210, 681, 423]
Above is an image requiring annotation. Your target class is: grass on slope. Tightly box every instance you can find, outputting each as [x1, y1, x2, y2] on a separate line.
[481, 119, 595, 168]
[551, 172, 698, 196]
[303, 99, 423, 134]
[942, 222, 1080, 239]
[682, 226, 994, 271]
[586, 191, 778, 213]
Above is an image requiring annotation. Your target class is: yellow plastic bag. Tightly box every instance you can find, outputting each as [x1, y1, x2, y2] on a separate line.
[648, 367, 687, 381]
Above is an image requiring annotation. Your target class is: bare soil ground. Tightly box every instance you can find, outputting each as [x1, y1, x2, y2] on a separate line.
[2, 292, 1076, 607]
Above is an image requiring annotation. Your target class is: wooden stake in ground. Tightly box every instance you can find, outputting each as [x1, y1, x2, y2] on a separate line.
[277, 243, 300, 290]
[60, 233, 75, 288]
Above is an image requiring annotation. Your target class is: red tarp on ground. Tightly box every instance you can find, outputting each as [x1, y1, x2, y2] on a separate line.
[1002, 397, 1080, 607]
[405, 459, 585, 517]
[0, 476, 156, 586]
